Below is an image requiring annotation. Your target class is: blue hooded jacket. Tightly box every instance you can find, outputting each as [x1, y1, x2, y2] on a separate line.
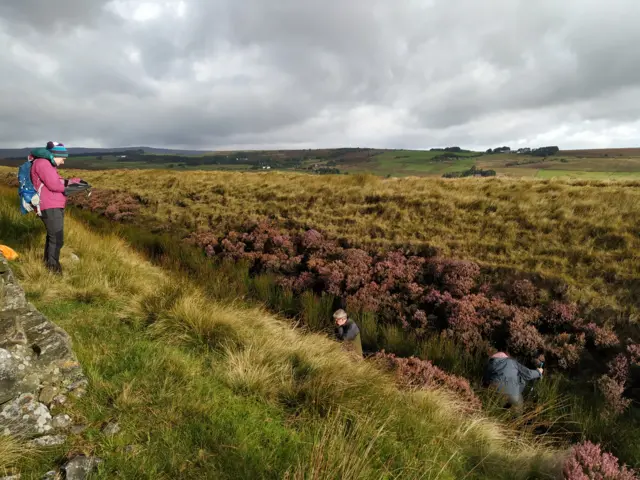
[482, 355, 541, 402]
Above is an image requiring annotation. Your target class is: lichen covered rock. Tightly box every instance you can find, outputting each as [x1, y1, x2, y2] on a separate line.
[0, 252, 86, 445]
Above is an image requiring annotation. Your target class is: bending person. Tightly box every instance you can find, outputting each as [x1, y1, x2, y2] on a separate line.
[482, 351, 543, 411]
[333, 309, 363, 357]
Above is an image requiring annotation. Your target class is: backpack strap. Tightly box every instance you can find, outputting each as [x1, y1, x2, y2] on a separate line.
[35, 182, 44, 216]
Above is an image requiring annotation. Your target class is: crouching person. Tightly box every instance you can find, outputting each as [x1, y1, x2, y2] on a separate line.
[482, 351, 543, 412]
[333, 309, 363, 358]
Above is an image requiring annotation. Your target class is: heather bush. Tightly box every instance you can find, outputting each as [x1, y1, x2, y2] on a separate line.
[627, 344, 640, 366]
[374, 251, 425, 291]
[423, 289, 486, 349]
[563, 441, 638, 480]
[345, 282, 387, 313]
[300, 228, 324, 250]
[277, 271, 316, 293]
[546, 332, 586, 369]
[507, 311, 545, 358]
[597, 375, 631, 417]
[70, 188, 141, 221]
[545, 301, 582, 332]
[373, 351, 481, 410]
[422, 289, 519, 352]
[220, 234, 247, 259]
[597, 354, 632, 416]
[507, 279, 539, 307]
[330, 248, 374, 293]
[186, 232, 218, 256]
[423, 258, 480, 297]
[584, 324, 620, 348]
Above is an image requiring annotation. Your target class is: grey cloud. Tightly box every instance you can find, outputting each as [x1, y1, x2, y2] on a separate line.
[0, 0, 113, 29]
[1, 0, 640, 149]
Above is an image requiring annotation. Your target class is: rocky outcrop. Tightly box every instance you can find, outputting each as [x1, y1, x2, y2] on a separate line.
[0, 252, 86, 450]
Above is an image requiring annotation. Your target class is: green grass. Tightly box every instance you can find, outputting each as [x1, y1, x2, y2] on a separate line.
[19, 301, 313, 479]
[0, 187, 566, 479]
[342, 150, 479, 177]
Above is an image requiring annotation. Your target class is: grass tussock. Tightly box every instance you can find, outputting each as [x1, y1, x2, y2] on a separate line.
[0, 436, 34, 476]
[283, 413, 390, 480]
[0, 187, 569, 479]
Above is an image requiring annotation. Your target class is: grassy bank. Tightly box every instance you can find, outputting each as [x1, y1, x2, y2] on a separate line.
[0, 186, 568, 479]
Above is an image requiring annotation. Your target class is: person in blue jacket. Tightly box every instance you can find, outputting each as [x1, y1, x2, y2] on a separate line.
[482, 351, 543, 410]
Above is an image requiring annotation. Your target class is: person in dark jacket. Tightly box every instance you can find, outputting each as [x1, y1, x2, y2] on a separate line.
[333, 309, 363, 357]
[482, 351, 543, 410]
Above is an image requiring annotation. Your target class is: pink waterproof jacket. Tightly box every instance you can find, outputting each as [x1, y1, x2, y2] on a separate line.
[30, 158, 66, 210]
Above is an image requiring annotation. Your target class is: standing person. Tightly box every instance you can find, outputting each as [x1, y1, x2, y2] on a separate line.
[30, 142, 71, 274]
[482, 351, 543, 412]
[333, 309, 363, 357]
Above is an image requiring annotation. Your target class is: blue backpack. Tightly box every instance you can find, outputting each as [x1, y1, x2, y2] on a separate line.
[17, 148, 54, 215]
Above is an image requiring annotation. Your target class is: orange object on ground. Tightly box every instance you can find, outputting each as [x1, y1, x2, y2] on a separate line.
[0, 245, 19, 260]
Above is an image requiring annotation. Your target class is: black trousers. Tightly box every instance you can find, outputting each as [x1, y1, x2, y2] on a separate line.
[40, 208, 65, 274]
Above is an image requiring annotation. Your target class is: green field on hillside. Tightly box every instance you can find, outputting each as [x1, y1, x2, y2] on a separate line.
[343, 151, 478, 176]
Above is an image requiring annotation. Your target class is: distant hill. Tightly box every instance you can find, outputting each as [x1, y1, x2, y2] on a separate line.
[0, 146, 211, 159]
[3, 146, 640, 180]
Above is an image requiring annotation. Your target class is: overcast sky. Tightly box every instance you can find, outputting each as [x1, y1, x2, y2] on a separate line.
[1, 1, 639, 150]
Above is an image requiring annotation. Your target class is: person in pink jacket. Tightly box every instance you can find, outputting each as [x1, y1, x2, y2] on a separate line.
[30, 142, 74, 274]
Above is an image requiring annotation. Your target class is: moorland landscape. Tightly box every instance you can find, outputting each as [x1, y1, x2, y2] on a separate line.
[1, 150, 639, 478]
[3, 1, 640, 478]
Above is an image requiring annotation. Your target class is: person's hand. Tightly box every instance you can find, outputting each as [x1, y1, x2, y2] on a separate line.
[537, 367, 544, 375]
[67, 177, 83, 185]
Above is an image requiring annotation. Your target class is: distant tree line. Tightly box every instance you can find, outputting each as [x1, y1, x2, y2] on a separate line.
[430, 146, 474, 153]
[485, 146, 511, 154]
[529, 146, 560, 157]
[485, 146, 560, 156]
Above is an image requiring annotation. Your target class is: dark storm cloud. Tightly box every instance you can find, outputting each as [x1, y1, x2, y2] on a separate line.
[1, 0, 639, 149]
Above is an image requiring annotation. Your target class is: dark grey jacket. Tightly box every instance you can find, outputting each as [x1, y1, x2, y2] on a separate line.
[335, 319, 363, 356]
[482, 357, 541, 401]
